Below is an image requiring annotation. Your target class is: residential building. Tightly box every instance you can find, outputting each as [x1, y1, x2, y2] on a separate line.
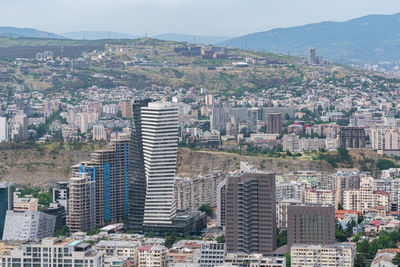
[304, 189, 335, 205]
[338, 127, 366, 149]
[223, 253, 286, 267]
[225, 162, 276, 256]
[67, 172, 96, 233]
[287, 204, 335, 247]
[136, 245, 167, 267]
[276, 181, 303, 202]
[120, 100, 133, 119]
[291, 243, 355, 267]
[1, 238, 104, 267]
[266, 113, 282, 134]
[199, 242, 226, 267]
[53, 181, 69, 212]
[175, 172, 223, 212]
[93, 124, 107, 141]
[13, 198, 38, 211]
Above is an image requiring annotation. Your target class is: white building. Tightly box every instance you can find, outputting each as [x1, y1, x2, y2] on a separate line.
[1, 238, 104, 267]
[291, 243, 355, 267]
[0, 117, 8, 142]
[93, 124, 107, 141]
[136, 245, 167, 267]
[199, 242, 226, 267]
[142, 102, 178, 225]
[2, 210, 56, 241]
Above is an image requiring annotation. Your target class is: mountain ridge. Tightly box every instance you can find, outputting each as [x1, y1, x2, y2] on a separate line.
[219, 13, 400, 64]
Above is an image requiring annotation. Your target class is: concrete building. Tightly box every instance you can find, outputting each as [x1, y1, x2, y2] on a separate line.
[309, 47, 317, 65]
[276, 199, 302, 230]
[199, 242, 226, 267]
[287, 204, 335, 247]
[78, 113, 88, 133]
[142, 102, 178, 226]
[225, 162, 276, 256]
[67, 172, 96, 233]
[0, 117, 8, 142]
[371, 127, 385, 150]
[0, 182, 13, 239]
[338, 127, 366, 149]
[304, 189, 335, 206]
[13, 198, 38, 211]
[126, 99, 152, 233]
[120, 100, 133, 119]
[211, 107, 229, 131]
[2, 211, 56, 241]
[334, 170, 361, 209]
[205, 94, 214, 106]
[53, 181, 69, 212]
[266, 113, 282, 134]
[1, 238, 104, 267]
[282, 134, 299, 152]
[136, 245, 167, 267]
[93, 124, 107, 141]
[223, 253, 286, 267]
[276, 181, 303, 202]
[291, 243, 355, 267]
[175, 172, 223, 212]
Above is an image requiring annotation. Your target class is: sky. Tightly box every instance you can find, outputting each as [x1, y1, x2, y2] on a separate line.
[1, 0, 400, 37]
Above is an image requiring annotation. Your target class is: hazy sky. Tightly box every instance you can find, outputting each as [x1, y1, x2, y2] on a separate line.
[1, 0, 400, 37]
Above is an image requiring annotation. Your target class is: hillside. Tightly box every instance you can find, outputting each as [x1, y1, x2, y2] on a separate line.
[0, 27, 63, 39]
[219, 13, 400, 64]
[62, 31, 138, 40]
[153, 33, 231, 45]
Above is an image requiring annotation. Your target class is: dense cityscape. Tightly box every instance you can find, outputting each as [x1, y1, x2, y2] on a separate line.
[2, 3, 400, 267]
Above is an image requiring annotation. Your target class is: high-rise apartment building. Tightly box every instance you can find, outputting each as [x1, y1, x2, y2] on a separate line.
[142, 102, 178, 226]
[225, 162, 276, 256]
[266, 113, 282, 134]
[0, 182, 13, 239]
[93, 124, 107, 141]
[309, 47, 317, 65]
[338, 127, 366, 149]
[71, 133, 131, 229]
[287, 204, 335, 247]
[120, 100, 133, 118]
[126, 99, 152, 233]
[67, 172, 96, 233]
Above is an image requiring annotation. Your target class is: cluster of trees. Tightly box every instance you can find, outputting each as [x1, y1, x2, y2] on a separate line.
[354, 230, 400, 266]
[18, 186, 53, 207]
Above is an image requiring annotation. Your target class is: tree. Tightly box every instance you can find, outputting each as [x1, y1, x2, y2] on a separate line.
[393, 252, 400, 266]
[199, 204, 215, 218]
[376, 159, 397, 170]
[87, 228, 101, 236]
[53, 226, 70, 237]
[164, 233, 178, 248]
[216, 235, 225, 243]
[354, 254, 366, 267]
[277, 230, 287, 247]
[285, 253, 291, 267]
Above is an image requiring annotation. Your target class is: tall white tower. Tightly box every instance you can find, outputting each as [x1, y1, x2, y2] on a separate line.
[142, 102, 178, 225]
[0, 117, 8, 142]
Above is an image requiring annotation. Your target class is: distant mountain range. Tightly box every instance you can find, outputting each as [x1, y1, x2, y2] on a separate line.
[0, 27, 63, 39]
[62, 31, 138, 40]
[152, 33, 231, 45]
[219, 13, 400, 65]
[4, 13, 400, 65]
